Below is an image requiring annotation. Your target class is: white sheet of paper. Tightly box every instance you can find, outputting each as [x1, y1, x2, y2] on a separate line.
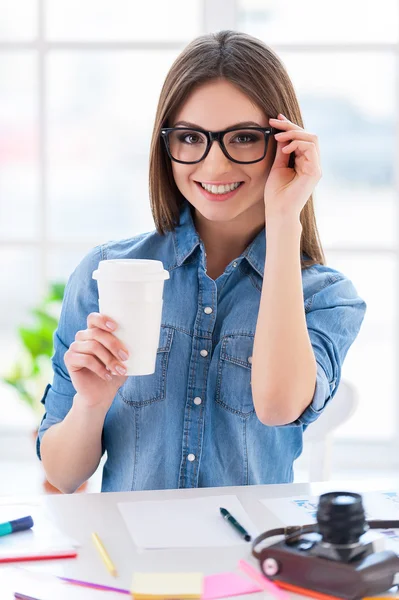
[0, 566, 123, 600]
[260, 494, 320, 526]
[363, 490, 399, 520]
[118, 494, 259, 549]
[0, 503, 79, 561]
[260, 490, 399, 555]
[260, 490, 399, 526]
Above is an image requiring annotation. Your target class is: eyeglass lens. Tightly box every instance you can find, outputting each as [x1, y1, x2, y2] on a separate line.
[167, 129, 267, 163]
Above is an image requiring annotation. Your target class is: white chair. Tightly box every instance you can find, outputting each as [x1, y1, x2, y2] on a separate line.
[303, 379, 359, 482]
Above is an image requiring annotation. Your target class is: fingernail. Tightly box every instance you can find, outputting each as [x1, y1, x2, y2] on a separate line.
[106, 321, 116, 330]
[115, 365, 127, 375]
[118, 350, 129, 361]
[274, 132, 284, 137]
[105, 372, 112, 381]
[278, 113, 286, 119]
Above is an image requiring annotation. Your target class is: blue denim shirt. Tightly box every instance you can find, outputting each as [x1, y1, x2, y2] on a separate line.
[37, 201, 366, 492]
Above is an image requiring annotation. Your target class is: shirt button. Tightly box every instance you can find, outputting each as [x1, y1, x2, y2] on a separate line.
[194, 397, 202, 406]
[232, 261, 238, 267]
[200, 349, 208, 357]
[204, 306, 213, 314]
[187, 453, 196, 462]
[248, 356, 253, 364]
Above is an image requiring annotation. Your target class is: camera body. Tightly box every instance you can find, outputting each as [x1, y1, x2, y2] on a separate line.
[253, 492, 399, 600]
[259, 531, 399, 600]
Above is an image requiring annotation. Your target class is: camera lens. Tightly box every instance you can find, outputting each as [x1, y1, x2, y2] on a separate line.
[317, 491, 367, 545]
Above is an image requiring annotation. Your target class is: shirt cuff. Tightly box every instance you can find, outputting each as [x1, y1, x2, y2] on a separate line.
[35, 383, 73, 460]
[36, 413, 65, 461]
[296, 361, 336, 427]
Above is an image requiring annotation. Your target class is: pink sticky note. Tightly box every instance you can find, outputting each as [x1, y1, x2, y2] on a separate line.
[203, 572, 262, 600]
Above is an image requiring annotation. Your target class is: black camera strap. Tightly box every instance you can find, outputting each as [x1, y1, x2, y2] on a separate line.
[252, 520, 399, 559]
[368, 520, 399, 529]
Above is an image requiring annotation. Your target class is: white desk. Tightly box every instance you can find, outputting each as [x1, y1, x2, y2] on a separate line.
[2, 477, 399, 598]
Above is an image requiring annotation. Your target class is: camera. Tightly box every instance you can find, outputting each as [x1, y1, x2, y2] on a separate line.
[252, 491, 399, 600]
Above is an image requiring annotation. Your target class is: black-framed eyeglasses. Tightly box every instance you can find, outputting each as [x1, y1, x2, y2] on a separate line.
[160, 126, 278, 165]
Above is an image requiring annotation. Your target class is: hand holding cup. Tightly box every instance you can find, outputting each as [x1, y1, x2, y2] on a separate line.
[64, 312, 129, 409]
[64, 259, 169, 411]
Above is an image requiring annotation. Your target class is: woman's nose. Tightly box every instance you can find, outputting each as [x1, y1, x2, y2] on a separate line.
[203, 139, 231, 168]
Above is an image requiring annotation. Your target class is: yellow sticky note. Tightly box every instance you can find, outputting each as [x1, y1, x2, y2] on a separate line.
[131, 572, 203, 599]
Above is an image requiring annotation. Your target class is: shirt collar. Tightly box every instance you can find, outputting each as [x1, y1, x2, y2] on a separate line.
[172, 202, 202, 266]
[243, 227, 266, 278]
[172, 201, 266, 278]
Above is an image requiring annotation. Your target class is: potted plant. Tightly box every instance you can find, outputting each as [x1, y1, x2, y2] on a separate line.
[2, 282, 87, 493]
[2, 282, 65, 420]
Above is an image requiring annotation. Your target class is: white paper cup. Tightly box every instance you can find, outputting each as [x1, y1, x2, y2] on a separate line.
[92, 259, 170, 376]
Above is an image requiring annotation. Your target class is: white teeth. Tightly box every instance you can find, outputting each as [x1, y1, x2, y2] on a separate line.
[200, 182, 241, 194]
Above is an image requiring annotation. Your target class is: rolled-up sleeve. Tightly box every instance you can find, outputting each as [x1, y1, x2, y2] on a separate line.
[36, 245, 104, 460]
[292, 268, 366, 427]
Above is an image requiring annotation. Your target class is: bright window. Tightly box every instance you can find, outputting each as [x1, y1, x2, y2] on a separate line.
[1, 1, 398, 461]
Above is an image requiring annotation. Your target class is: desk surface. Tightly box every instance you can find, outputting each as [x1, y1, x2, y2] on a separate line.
[2, 477, 399, 598]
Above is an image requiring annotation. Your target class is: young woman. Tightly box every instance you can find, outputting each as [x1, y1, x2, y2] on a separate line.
[37, 30, 366, 493]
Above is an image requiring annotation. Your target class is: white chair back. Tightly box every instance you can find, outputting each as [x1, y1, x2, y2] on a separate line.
[303, 379, 359, 481]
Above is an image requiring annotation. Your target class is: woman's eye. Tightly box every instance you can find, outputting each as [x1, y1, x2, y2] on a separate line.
[233, 135, 254, 144]
[178, 133, 202, 144]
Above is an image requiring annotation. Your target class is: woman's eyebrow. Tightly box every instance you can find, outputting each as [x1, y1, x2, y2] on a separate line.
[173, 120, 263, 128]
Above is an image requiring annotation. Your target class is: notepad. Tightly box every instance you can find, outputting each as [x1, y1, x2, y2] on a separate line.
[204, 572, 262, 599]
[118, 494, 258, 549]
[132, 572, 203, 599]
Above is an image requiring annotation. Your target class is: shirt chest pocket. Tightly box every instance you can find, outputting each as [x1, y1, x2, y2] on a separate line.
[215, 334, 255, 416]
[117, 326, 174, 407]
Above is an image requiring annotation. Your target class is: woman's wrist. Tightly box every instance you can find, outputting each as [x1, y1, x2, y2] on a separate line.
[72, 393, 110, 422]
[265, 212, 303, 245]
[265, 209, 302, 230]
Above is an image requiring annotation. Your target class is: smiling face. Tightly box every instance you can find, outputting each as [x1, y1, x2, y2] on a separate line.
[170, 78, 276, 226]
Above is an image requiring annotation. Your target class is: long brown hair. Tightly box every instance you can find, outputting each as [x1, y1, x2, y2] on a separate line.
[149, 30, 325, 268]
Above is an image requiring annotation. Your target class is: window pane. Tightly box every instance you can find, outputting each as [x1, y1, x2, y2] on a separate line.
[0, 53, 39, 240]
[238, 0, 399, 44]
[0, 248, 41, 364]
[280, 52, 396, 248]
[47, 51, 177, 241]
[47, 246, 97, 284]
[0, 248, 45, 431]
[46, 0, 201, 42]
[0, 0, 37, 40]
[325, 252, 397, 440]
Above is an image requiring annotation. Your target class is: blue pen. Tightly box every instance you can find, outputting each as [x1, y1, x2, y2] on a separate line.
[0, 516, 34, 537]
[220, 507, 251, 541]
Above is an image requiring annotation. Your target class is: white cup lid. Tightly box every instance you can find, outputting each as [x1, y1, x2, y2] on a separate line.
[92, 259, 170, 282]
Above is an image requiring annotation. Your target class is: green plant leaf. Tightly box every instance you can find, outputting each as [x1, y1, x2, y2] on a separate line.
[32, 359, 41, 376]
[4, 378, 35, 409]
[30, 308, 58, 330]
[47, 282, 66, 303]
[3, 279, 66, 416]
[3, 359, 32, 383]
[19, 324, 54, 359]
